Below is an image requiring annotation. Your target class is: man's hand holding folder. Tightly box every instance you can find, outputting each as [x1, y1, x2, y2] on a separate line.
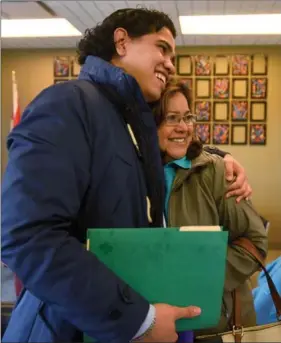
[134, 303, 201, 342]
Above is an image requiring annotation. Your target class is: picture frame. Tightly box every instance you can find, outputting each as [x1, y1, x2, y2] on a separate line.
[250, 124, 266, 145]
[195, 55, 211, 76]
[196, 124, 211, 144]
[231, 124, 248, 145]
[232, 54, 249, 75]
[195, 79, 211, 98]
[71, 58, 81, 77]
[213, 78, 229, 99]
[54, 79, 67, 84]
[250, 101, 267, 122]
[232, 78, 248, 98]
[231, 101, 248, 121]
[213, 124, 229, 145]
[54, 56, 70, 77]
[251, 54, 268, 75]
[195, 101, 211, 121]
[251, 78, 267, 99]
[213, 102, 229, 121]
[214, 55, 229, 75]
[177, 55, 193, 75]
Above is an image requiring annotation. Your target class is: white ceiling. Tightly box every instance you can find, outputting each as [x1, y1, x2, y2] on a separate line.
[2, 0, 281, 49]
[1, 1, 53, 19]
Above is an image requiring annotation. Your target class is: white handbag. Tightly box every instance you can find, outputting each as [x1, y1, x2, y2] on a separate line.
[197, 238, 281, 343]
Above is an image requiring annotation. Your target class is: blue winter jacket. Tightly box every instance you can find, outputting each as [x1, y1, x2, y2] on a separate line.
[1, 56, 164, 342]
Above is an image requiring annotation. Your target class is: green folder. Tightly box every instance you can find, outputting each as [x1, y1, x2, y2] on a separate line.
[86, 227, 228, 340]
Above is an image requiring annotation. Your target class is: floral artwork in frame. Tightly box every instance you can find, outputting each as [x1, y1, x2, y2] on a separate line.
[251, 78, 267, 99]
[195, 101, 211, 121]
[250, 124, 266, 145]
[213, 124, 229, 145]
[231, 101, 248, 121]
[54, 56, 70, 77]
[196, 124, 210, 144]
[214, 78, 229, 99]
[195, 55, 211, 76]
[232, 54, 249, 75]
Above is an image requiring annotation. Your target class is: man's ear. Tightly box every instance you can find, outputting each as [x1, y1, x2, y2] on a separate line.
[113, 28, 130, 56]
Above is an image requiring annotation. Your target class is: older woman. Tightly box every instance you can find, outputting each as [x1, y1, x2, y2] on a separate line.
[153, 79, 268, 339]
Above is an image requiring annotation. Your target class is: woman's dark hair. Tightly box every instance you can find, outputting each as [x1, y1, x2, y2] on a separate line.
[77, 7, 176, 64]
[152, 78, 203, 160]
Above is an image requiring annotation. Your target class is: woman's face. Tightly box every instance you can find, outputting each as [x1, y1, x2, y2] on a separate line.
[158, 91, 195, 163]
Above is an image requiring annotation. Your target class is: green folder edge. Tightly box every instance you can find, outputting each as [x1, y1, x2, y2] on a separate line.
[84, 228, 228, 342]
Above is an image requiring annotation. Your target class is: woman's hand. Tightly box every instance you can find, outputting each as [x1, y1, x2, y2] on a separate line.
[223, 154, 252, 203]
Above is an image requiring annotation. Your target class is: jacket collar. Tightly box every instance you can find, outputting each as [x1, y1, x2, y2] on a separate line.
[166, 157, 191, 170]
[78, 56, 150, 113]
[172, 151, 215, 191]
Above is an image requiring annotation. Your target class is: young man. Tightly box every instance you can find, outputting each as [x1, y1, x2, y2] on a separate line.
[2, 8, 250, 343]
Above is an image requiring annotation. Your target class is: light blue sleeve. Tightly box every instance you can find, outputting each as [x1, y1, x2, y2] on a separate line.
[133, 304, 156, 339]
[253, 257, 281, 325]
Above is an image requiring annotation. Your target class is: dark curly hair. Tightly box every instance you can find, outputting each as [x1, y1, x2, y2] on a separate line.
[77, 7, 176, 65]
[152, 78, 203, 161]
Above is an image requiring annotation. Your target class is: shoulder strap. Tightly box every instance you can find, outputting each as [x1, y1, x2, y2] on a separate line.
[231, 238, 281, 341]
[232, 237, 281, 318]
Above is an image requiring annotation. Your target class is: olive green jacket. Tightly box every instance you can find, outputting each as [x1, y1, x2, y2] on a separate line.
[167, 151, 268, 335]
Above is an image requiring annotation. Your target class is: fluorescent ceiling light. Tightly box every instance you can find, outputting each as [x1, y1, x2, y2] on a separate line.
[179, 14, 281, 35]
[2, 18, 82, 38]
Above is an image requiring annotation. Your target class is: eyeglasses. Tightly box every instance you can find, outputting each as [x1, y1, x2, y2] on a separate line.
[164, 113, 197, 126]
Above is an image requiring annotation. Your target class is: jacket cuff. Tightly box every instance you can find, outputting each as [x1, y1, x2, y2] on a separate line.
[132, 304, 155, 339]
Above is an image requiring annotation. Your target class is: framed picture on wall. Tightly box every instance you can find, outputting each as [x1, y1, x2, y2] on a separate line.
[213, 78, 229, 99]
[54, 79, 67, 84]
[232, 78, 248, 98]
[251, 78, 267, 99]
[54, 56, 70, 77]
[177, 55, 193, 75]
[213, 102, 229, 121]
[231, 101, 248, 121]
[71, 58, 81, 77]
[214, 55, 229, 75]
[213, 124, 229, 145]
[231, 124, 248, 145]
[232, 54, 249, 75]
[195, 101, 211, 121]
[250, 101, 267, 122]
[251, 54, 268, 75]
[195, 79, 211, 98]
[196, 124, 210, 144]
[195, 55, 211, 76]
[250, 124, 266, 145]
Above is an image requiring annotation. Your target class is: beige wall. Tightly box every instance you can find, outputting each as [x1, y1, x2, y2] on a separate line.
[176, 46, 281, 250]
[1, 49, 76, 178]
[1, 47, 281, 250]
